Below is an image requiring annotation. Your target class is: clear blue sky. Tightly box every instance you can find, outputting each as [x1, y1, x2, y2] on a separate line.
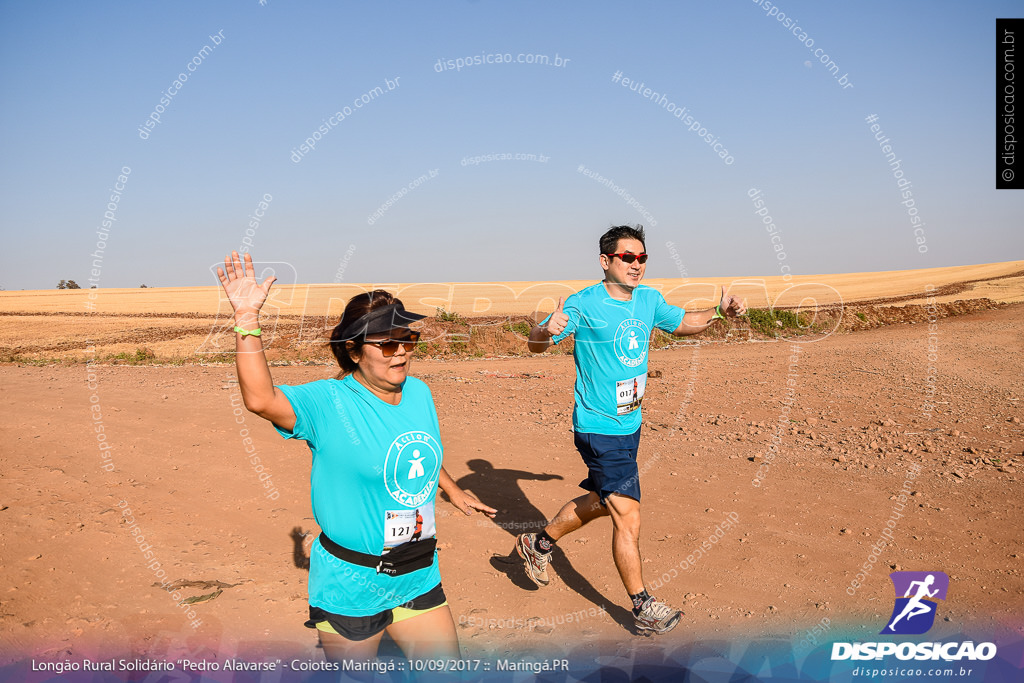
[1, 1, 1021, 290]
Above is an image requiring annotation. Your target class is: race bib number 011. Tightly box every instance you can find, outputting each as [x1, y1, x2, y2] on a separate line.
[384, 507, 436, 548]
[616, 373, 647, 416]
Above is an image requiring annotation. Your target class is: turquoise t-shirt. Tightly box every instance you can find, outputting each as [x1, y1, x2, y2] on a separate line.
[273, 374, 443, 616]
[545, 283, 685, 435]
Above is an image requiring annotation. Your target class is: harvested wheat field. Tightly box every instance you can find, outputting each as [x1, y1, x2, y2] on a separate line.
[0, 262, 1022, 677]
[0, 260, 1021, 365]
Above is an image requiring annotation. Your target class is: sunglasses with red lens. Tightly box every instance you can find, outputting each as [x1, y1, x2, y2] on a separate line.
[605, 252, 649, 264]
[364, 333, 421, 357]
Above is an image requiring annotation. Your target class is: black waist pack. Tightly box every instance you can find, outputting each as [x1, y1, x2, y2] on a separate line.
[318, 532, 437, 577]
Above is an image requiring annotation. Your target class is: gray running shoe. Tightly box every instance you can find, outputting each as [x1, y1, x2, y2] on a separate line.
[633, 596, 682, 634]
[515, 533, 551, 587]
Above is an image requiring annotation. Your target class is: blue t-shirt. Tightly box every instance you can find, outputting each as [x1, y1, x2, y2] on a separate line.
[273, 374, 443, 616]
[545, 282, 685, 435]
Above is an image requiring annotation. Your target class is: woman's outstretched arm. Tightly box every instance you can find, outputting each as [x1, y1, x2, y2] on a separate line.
[439, 468, 497, 517]
[217, 251, 296, 431]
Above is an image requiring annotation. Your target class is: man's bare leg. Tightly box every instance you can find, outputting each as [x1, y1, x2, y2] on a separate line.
[605, 493, 644, 594]
[516, 491, 608, 586]
[544, 491, 609, 540]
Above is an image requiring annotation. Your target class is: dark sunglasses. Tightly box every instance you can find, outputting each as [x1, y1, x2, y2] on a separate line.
[605, 252, 649, 264]
[364, 333, 420, 357]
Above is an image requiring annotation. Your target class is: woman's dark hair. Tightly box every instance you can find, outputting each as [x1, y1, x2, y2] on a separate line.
[599, 224, 646, 255]
[329, 289, 397, 375]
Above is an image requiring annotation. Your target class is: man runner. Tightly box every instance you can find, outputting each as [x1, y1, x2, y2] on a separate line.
[516, 225, 745, 634]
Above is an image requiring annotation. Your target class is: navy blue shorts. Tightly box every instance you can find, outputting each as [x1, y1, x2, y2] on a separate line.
[574, 427, 643, 504]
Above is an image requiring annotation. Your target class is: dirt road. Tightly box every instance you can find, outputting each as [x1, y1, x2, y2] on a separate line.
[1, 304, 1021, 664]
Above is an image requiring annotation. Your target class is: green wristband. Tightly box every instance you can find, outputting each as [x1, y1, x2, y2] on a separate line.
[234, 325, 262, 337]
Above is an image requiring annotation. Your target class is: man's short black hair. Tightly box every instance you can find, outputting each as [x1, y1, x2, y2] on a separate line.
[599, 225, 646, 255]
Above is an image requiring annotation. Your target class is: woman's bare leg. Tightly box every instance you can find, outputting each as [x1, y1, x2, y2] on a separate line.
[385, 605, 460, 659]
[317, 628, 384, 663]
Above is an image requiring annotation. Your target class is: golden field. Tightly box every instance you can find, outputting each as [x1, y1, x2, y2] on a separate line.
[0, 260, 1020, 364]
[1, 260, 1022, 316]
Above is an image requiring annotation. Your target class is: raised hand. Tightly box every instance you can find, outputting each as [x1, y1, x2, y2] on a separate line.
[718, 285, 747, 318]
[543, 297, 569, 336]
[216, 251, 277, 316]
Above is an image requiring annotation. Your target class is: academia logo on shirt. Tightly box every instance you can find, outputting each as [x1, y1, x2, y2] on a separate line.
[881, 571, 948, 635]
[614, 319, 649, 368]
[383, 431, 441, 507]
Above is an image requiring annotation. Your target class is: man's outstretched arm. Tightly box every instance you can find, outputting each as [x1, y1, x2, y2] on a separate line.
[672, 286, 746, 337]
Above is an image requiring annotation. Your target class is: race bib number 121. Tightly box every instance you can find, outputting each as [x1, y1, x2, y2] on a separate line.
[383, 507, 436, 548]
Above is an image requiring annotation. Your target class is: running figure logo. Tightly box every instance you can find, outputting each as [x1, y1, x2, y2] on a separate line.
[407, 450, 425, 479]
[880, 571, 949, 635]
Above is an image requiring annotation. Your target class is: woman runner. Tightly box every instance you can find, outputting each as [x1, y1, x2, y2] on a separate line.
[218, 251, 495, 661]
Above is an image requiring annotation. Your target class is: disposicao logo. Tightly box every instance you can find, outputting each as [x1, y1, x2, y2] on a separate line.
[831, 570, 997, 662]
[881, 571, 948, 635]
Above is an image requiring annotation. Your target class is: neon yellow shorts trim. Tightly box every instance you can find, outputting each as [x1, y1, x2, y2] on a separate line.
[314, 601, 448, 634]
[393, 600, 447, 624]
